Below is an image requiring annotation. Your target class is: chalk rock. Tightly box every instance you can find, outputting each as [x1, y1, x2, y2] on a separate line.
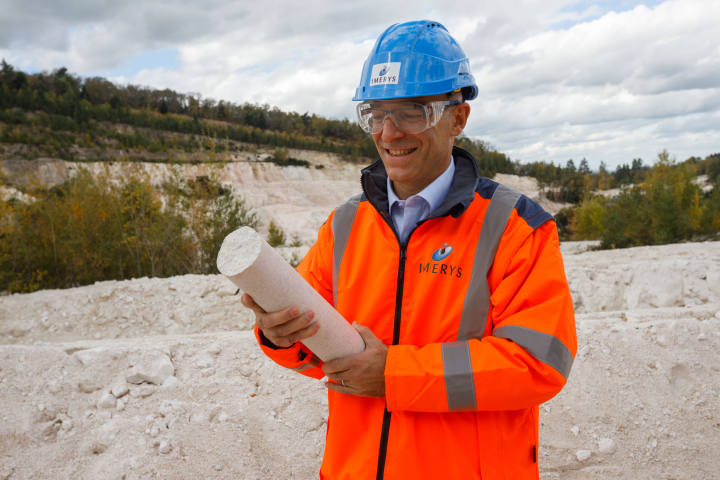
[96, 411, 112, 424]
[150, 426, 159, 437]
[218, 412, 229, 423]
[56, 414, 72, 431]
[47, 380, 62, 394]
[576, 450, 591, 462]
[216, 284, 238, 298]
[196, 355, 215, 369]
[132, 386, 155, 398]
[239, 365, 253, 377]
[159, 400, 185, 417]
[159, 441, 171, 454]
[571, 426, 580, 437]
[112, 383, 129, 398]
[599, 438, 618, 454]
[698, 333, 707, 341]
[715, 310, 720, 320]
[78, 379, 102, 394]
[97, 393, 117, 409]
[201, 368, 215, 377]
[657, 336, 668, 347]
[207, 345, 222, 355]
[191, 411, 211, 423]
[126, 352, 175, 385]
[116, 399, 125, 412]
[578, 345, 590, 361]
[73, 347, 109, 367]
[162, 376, 181, 388]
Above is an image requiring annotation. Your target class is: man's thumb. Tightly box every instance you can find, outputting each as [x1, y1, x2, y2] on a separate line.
[353, 322, 385, 348]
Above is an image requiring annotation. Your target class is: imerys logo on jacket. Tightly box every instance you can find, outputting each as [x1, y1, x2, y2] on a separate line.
[432, 243, 453, 261]
[370, 63, 400, 85]
[421, 243, 462, 277]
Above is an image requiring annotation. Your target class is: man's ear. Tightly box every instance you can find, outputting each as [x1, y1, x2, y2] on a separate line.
[450, 103, 471, 137]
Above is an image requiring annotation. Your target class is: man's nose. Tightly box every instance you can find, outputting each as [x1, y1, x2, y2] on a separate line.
[380, 117, 405, 143]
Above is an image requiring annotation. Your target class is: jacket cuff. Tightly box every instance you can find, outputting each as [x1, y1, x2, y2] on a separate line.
[258, 328, 294, 350]
[384, 345, 400, 411]
[254, 325, 305, 369]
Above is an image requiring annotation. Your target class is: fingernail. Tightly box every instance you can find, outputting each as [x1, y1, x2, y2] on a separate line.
[306, 311, 314, 320]
[291, 307, 299, 316]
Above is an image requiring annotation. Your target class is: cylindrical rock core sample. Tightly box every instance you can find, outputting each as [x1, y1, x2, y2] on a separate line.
[217, 227, 365, 361]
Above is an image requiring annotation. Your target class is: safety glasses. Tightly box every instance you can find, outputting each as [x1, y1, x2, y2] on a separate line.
[356, 100, 461, 134]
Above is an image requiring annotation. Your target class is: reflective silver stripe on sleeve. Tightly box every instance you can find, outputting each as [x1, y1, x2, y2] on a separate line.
[493, 325, 574, 379]
[441, 341, 477, 411]
[331, 194, 362, 308]
[456, 185, 522, 341]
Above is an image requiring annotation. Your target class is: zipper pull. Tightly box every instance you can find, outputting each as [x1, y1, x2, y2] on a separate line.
[400, 248, 407, 261]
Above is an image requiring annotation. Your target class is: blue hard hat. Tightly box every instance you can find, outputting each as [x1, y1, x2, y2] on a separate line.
[352, 20, 478, 102]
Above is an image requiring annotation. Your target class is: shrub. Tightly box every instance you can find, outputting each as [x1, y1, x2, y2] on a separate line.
[0, 165, 258, 292]
[267, 221, 286, 247]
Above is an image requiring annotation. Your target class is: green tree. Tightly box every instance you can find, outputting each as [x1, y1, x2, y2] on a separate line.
[600, 186, 652, 249]
[453, 137, 515, 177]
[571, 196, 606, 240]
[644, 150, 698, 244]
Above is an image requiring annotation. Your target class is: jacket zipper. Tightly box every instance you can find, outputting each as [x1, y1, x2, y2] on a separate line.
[360, 177, 428, 480]
[376, 244, 406, 480]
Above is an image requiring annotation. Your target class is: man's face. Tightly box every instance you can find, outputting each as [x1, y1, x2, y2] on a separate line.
[371, 93, 470, 193]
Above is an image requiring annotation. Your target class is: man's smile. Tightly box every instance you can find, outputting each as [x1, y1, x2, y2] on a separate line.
[386, 148, 418, 157]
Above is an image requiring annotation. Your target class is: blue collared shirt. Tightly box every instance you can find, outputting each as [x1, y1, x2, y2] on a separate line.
[387, 156, 455, 243]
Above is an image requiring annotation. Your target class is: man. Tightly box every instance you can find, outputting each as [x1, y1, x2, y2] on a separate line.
[242, 20, 577, 480]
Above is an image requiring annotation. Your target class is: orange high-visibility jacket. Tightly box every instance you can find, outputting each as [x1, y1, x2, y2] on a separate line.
[254, 147, 577, 480]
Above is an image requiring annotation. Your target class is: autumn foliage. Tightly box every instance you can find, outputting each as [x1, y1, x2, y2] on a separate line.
[0, 165, 258, 293]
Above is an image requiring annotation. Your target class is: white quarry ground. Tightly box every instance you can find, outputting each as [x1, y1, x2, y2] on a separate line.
[2, 242, 720, 479]
[3, 241, 719, 345]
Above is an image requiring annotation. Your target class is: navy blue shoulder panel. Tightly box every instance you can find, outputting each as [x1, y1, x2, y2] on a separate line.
[514, 195, 555, 230]
[476, 178, 555, 231]
[475, 176, 500, 200]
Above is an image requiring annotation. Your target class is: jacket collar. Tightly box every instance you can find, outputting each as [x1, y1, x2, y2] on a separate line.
[360, 146, 480, 221]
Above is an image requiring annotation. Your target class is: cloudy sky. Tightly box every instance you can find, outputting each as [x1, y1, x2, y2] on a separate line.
[1, 0, 718, 169]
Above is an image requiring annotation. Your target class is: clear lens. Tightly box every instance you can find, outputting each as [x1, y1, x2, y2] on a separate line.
[356, 101, 459, 134]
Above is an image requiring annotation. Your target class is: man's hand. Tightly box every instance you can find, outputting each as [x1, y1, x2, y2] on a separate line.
[322, 323, 388, 398]
[241, 293, 320, 348]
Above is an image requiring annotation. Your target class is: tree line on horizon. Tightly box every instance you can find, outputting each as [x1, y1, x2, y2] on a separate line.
[4, 59, 709, 197]
[0, 60, 378, 160]
[2, 60, 720, 286]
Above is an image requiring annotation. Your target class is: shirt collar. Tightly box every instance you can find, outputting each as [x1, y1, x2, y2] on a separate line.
[387, 156, 456, 212]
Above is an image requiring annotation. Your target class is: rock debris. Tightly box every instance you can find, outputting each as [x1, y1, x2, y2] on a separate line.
[0, 241, 719, 479]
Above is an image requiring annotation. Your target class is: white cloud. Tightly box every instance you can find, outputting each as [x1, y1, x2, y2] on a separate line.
[2, 0, 718, 168]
